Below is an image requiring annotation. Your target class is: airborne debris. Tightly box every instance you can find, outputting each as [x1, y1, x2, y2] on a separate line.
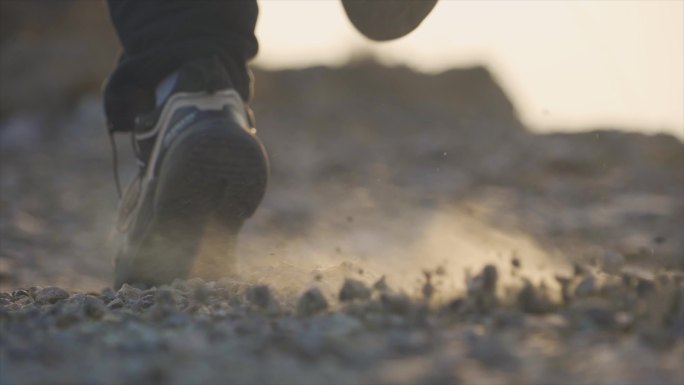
[422, 271, 434, 300]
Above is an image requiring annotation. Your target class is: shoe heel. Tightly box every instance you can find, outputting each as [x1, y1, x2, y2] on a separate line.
[116, 118, 268, 287]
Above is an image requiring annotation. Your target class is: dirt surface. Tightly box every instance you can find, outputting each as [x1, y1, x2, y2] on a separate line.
[1, 62, 683, 384]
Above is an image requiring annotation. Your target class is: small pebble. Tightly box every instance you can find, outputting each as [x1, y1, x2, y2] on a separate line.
[380, 292, 412, 315]
[518, 282, 554, 314]
[573, 263, 588, 277]
[636, 278, 656, 297]
[297, 287, 328, 317]
[155, 288, 175, 306]
[601, 251, 625, 274]
[106, 298, 124, 309]
[574, 275, 596, 298]
[117, 283, 142, 302]
[55, 310, 81, 328]
[246, 285, 273, 309]
[35, 287, 69, 304]
[339, 279, 371, 302]
[373, 276, 389, 292]
[422, 272, 434, 300]
[481, 265, 498, 293]
[555, 275, 573, 303]
[83, 296, 106, 319]
[192, 286, 210, 303]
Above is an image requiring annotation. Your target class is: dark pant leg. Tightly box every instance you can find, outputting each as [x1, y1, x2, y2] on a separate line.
[103, 0, 258, 132]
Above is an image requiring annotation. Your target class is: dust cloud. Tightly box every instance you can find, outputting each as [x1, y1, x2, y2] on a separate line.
[222, 199, 570, 303]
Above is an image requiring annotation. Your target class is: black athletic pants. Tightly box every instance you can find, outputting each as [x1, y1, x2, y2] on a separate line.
[103, 0, 259, 133]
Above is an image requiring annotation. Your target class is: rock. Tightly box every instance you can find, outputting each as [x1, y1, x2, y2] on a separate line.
[83, 295, 106, 319]
[10, 288, 29, 299]
[583, 306, 615, 328]
[65, 293, 88, 305]
[100, 288, 116, 304]
[137, 294, 156, 309]
[28, 287, 42, 298]
[171, 279, 189, 292]
[573, 263, 588, 277]
[467, 265, 498, 295]
[517, 282, 554, 314]
[297, 287, 328, 317]
[555, 275, 573, 303]
[185, 277, 206, 289]
[116, 283, 142, 302]
[574, 275, 596, 298]
[380, 292, 412, 315]
[614, 311, 634, 331]
[373, 276, 389, 292]
[246, 285, 273, 308]
[35, 287, 69, 304]
[601, 251, 625, 274]
[636, 278, 656, 297]
[54, 308, 81, 328]
[339, 279, 371, 302]
[319, 313, 363, 337]
[444, 297, 465, 313]
[481, 265, 498, 293]
[154, 288, 175, 306]
[421, 272, 434, 300]
[192, 285, 210, 303]
[246, 285, 280, 314]
[106, 298, 124, 309]
[466, 265, 500, 312]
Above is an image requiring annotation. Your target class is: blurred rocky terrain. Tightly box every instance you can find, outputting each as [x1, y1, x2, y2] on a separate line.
[1, 2, 683, 384]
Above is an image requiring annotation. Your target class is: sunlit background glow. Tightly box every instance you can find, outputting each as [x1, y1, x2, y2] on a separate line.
[255, 0, 684, 138]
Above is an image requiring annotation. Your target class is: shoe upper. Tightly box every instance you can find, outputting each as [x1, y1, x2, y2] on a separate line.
[133, 56, 254, 168]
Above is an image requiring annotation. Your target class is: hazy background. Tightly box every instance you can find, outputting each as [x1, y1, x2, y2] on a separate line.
[257, 0, 684, 138]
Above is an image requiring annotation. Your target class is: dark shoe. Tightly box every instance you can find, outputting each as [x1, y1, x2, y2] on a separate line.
[113, 57, 268, 289]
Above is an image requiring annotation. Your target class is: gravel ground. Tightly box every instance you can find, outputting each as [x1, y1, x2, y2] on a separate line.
[2, 262, 683, 385]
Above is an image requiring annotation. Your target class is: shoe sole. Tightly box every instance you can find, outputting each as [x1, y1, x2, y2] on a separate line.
[114, 118, 268, 288]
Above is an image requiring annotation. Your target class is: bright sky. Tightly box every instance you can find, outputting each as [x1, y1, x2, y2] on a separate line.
[255, 0, 684, 138]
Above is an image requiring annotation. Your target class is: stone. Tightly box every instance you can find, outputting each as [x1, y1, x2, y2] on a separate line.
[83, 295, 106, 319]
[192, 286, 210, 303]
[339, 279, 371, 302]
[372, 276, 389, 292]
[481, 265, 498, 293]
[601, 251, 625, 274]
[297, 287, 328, 317]
[380, 292, 412, 315]
[35, 287, 69, 304]
[555, 275, 573, 303]
[246, 285, 273, 309]
[636, 278, 656, 297]
[518, 282, 554, 314]
[116, 283, 142, 302]
[246, 285, 280, 314]
[574, 275, 596, 298]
